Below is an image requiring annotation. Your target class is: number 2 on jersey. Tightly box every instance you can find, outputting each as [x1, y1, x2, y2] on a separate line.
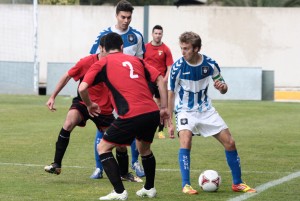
[122, 61, 139, 79]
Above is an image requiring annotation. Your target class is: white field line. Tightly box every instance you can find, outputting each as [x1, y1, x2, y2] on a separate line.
[227, 171, 300, 201]
[0, 162, 87, 169]
[0, 162, 295, 175]
[1, 162, 300, 201]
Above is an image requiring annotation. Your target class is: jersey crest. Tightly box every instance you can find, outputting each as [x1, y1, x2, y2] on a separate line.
[202, 66, 209, 76]
[127, 34, 135, 44]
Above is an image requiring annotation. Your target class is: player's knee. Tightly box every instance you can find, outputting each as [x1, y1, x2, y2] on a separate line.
[139, 149, 151, 156]
[63, 118, 78, 131]
[62, 123, 74, 131]
[225, 138, 236, 150]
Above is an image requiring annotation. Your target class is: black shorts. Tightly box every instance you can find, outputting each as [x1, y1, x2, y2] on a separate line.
[103, 111, 160, 146]
[70, 98, 114, 131]
[148, 81, 160, 99]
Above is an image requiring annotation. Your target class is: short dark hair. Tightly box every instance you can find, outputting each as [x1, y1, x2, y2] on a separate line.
[116, 0, 134, 14]
[152, 25, 163, 33]
[99, 35, 106, 47]
[104, 32, 123, 52]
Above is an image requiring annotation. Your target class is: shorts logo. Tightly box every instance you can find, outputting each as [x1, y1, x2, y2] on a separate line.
[202, 66, 209, 75]
[127, 34, 135, 44]
[180, 118, 188, 125]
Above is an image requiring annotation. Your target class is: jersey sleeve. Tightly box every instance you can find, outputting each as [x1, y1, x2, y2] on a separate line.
[68, 59, 85, 81]
[211, 61, 225, 83]
[89, 28, 110, 54]
[168, 59, 182, 91]
[136, 33, 146, 58]
[82, 58, 106, 86]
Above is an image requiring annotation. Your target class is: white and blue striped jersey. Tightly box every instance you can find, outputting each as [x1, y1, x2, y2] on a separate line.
[168, 54, 223, 113]
[90, 26, 145, 58]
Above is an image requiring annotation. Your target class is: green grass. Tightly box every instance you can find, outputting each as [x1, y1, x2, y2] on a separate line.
[0, 95, 299, 201]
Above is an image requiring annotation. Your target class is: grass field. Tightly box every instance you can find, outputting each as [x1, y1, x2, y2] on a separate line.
[0, 95, 299, 201]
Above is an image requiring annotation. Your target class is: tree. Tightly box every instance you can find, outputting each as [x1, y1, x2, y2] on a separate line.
[36, 0, 300, 6]
[39, 0, 77, 5]
[207, 0, 300, 7]
[79, 0, 175, 5]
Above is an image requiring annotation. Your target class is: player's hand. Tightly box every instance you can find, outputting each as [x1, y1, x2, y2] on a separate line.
[214, 80, 227, 94]
[46, 98, 56, 112]
[159, 108, 170, 126]
[167, 122, 175, 139]
[87, 102, 101, 117]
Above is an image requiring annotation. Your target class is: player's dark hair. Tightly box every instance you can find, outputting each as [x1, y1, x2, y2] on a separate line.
[99, 35, 106, 47]
[179, 31, 202, 50]
[104, 32, 123, 52]
[116, 0, 134, 14]
[152, 25, 163, 33]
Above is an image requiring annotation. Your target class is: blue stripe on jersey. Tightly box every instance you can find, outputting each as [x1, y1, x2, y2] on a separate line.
[132, 28, 146, 53]
[169, 58, 183, 90]
[123, 27, 145, 50]
[168, 54, 220, 113]
[206, 55, 221, 73]
[178, 86, 184, 111]
[197, 89, 203, 111]
[188, 91, 194, 110]
[90, 28, 112, 54]
[90, 26, 145, 57]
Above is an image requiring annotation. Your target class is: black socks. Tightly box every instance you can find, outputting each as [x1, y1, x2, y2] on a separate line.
[116, 149, 129, 176]
[54, 128, 70, 166]
[142, 152, 156, 190]
[100, 152, 125, 194]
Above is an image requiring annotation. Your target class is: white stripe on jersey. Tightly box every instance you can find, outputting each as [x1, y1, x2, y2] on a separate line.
[168, 54, 221, 113]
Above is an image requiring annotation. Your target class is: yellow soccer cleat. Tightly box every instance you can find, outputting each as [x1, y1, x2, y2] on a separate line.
[232, 183, 257, 193]
[182, 184, 198, 195]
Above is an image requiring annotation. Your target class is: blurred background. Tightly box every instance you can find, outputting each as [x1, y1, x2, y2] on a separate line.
[1, 0, 300, 101]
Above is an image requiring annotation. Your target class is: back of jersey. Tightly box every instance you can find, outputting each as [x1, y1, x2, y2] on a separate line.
[105, 52, 158, 118]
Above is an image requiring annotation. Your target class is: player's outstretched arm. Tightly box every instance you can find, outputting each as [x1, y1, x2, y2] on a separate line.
[46, 72, 72, 111]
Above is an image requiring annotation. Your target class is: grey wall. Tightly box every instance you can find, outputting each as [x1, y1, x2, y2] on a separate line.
[46, 62, 269, 100]
[0, 5, 299, 96]
[0, 61, 37, 94]
[208, 67, 262, 100]
[47, 62, 77, 97]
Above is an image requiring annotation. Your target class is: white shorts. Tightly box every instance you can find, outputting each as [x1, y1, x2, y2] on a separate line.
[175, 107, 228, 137]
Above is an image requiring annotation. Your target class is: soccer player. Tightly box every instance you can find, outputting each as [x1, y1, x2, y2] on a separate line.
[79, 32, 170, 200]
[44, 36, 114, 177]
[167, 31, 257, 195]
[144, 25, 174, 139]
[89, 0, 145, 179]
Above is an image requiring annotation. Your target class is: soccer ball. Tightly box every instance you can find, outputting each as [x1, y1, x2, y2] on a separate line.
[198, 170, 221, 192]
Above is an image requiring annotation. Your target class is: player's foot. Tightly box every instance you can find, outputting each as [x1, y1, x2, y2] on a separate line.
[121, 172, 143, 182]
[132, 161, 145, 177]
[99, 190, 128, 200]
[182, 184, 198, 195]
[136, 187, 157, 198]
[90, 168, 103, 179]
[44, 163, 61, 175]
[232, 183, 257, 193]
[157, 131, 165, 139]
